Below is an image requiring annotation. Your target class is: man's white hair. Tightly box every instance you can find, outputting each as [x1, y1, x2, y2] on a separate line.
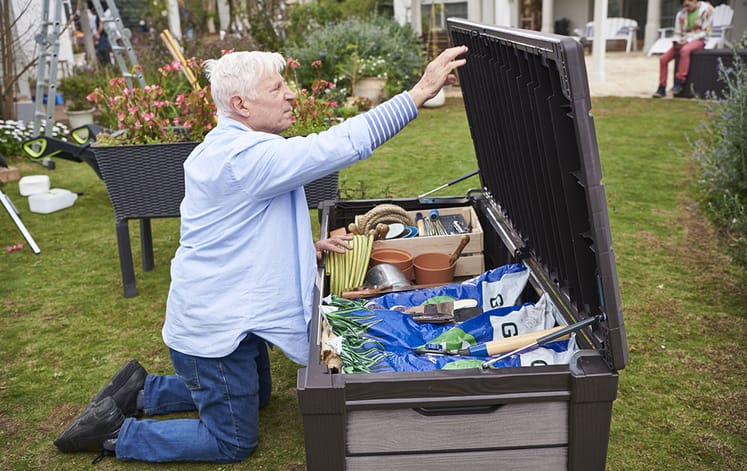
[204, 51, 286, 116]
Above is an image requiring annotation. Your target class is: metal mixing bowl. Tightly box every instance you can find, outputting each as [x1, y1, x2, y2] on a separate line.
[364, 263, 412, 289]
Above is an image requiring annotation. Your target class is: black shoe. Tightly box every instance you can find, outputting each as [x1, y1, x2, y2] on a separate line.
[652, 85, 666, 98]
[54, 396, 124, 453]
[671, 80, 684, 96]
[86, 360, 146, 417]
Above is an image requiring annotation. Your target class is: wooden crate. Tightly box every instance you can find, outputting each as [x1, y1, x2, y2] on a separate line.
[372, 206, 484, 278]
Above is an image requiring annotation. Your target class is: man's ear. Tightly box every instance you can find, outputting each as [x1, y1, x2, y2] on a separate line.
[229, 95, 250, 117]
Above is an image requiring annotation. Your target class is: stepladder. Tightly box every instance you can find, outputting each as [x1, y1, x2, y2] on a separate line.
[89, 0, 146, 89]
[31, 0, 73, 138]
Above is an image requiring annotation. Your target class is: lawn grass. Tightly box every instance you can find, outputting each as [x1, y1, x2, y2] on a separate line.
[1, 96, 745, 470]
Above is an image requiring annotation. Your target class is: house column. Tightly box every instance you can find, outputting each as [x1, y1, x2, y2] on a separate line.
[644, 0, 662, 54]
[411, 0, 422, 36]
[494, 0, 513, 27]
[590, 0, 607, 83]
[541, 0, 554, 33]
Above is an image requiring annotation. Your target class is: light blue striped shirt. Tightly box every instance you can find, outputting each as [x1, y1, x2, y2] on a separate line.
[162, 92, 418, 365]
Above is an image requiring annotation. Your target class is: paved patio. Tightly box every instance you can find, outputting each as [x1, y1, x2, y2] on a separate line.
[585, 51, 660, 98]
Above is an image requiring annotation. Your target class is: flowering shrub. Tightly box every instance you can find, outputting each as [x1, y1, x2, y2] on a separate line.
[283, 58, 340, 136]
[691, 56, 747, 267]
[360, 56, 389, 77]
[89, 57, 216, 145]
[0, 120, 68, 158]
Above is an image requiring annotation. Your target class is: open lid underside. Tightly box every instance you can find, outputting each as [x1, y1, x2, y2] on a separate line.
[447, 18, 627, 370]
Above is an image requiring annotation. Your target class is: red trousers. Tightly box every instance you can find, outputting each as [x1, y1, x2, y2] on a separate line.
[659, 39, 705, 86]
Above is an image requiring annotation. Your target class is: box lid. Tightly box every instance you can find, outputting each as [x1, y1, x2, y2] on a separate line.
[448, 19, 628, 370]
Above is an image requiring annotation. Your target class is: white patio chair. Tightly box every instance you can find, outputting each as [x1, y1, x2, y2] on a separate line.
[575, 17, 639, 53]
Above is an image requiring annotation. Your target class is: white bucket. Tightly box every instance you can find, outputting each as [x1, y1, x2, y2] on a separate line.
[28, 188, 78, 214]
[19, 175, 50, 196]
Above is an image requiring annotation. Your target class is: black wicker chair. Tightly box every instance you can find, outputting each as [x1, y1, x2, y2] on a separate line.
[95, 143, 338, 297]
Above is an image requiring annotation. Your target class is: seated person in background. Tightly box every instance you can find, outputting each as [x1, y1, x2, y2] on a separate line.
[653, 0, 713, 98]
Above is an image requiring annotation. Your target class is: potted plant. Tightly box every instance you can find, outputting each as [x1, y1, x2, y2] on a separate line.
[88, 57, 216, 145]
[57, 67, 102, 128]
[339, 51, 390, 105]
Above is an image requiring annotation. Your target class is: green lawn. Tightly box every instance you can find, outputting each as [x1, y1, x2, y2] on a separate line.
[1, 96, 745, 470]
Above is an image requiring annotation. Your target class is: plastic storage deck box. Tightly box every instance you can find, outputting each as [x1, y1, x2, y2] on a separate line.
[297, 19, 628, 470]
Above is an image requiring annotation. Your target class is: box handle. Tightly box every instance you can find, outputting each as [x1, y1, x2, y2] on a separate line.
[412, 404, 503, 416]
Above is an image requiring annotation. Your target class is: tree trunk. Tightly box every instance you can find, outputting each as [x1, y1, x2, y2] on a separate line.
[1, 0, 16, 119]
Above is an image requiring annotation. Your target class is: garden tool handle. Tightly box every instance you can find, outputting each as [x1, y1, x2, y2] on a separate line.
[418, 170, 480, 198]
[341, 282, 452, 299]
[448, 234, 471, 266]
[535, 314, 603, 345]
[416, 213, 426, 236]
[477, 326, 566, 356]
[339, 285, 392, 299]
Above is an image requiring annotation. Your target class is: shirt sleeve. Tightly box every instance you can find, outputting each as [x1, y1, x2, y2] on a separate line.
[363, 92, 419, 148]
[692, 6, 713, 41]
[674, 10, 685, 39]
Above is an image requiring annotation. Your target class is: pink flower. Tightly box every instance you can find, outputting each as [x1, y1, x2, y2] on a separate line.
[287, 57, 300, 70]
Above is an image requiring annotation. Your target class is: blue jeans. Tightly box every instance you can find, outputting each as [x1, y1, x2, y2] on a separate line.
[114, 333, 272, 463]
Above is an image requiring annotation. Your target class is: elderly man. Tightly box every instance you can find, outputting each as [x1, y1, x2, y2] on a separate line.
[53, 45, 467, 463]
[653, 0, 714, 97]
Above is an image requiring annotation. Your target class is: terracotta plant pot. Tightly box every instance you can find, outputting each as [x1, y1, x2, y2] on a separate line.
[370, 248, 414, 280]
[413, 252, 455, 285]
